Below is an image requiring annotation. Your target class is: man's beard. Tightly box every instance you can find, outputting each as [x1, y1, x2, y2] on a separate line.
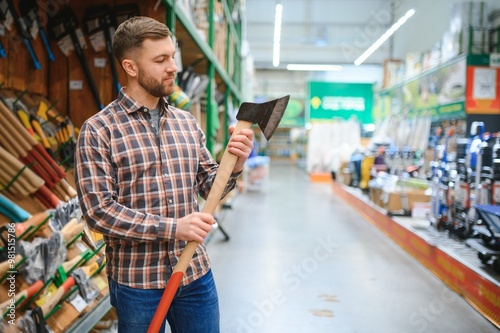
[138, 72, 174, 98]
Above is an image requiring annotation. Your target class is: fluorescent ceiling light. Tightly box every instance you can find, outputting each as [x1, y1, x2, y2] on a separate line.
[273, 3, 283, 67]
[354, 8, 415, 66]
[287, 64, 343, 71]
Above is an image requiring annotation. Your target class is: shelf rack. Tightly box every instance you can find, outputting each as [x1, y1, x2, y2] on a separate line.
[161, 0, 244, 154]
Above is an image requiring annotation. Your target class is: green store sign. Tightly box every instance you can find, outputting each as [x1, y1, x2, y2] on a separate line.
[308, 82, 373, 124]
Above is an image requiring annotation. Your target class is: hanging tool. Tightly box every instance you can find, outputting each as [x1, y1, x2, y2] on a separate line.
[148, 95, 290, 332]
[83, 5, 121, 95]
[113, 3, 140, 26]
[0, 8, 7, 58]
[48, 7, 103, 110]
[19, 0, 55, 62]
[0, 0, 41, 69]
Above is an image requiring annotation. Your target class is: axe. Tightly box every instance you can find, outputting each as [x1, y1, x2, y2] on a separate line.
[148, 95, 290, 332]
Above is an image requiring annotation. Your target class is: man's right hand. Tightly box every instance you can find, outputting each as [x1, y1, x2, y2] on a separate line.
[175, 212, 216, 243]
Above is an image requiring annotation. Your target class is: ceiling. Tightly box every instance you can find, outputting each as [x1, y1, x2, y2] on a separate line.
[243, 0, 394, 69]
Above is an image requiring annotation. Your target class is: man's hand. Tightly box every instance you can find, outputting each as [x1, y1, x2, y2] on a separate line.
[228, 126, 254, 173]
[175, 212, 216, 243]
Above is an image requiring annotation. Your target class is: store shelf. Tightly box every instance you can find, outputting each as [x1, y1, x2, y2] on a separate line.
[66, 294, 111, 333]
[162, 0, 242, 101]
[331, 181, 500, 329]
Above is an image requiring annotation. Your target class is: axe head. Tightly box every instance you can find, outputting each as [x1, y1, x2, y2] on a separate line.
[236, 95, 290, 140]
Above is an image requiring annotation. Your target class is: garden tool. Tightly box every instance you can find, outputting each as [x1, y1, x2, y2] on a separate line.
[0, 0, 40, 69]
[48, 7, 103, 110]
[83, 5, 121, 95]
[19, 0, 55, 62]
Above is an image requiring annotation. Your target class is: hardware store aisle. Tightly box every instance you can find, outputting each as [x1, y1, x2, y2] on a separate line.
[207, 161, 498, 333]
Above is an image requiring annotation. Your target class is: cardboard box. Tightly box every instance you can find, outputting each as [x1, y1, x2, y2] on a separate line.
[369, 187, 383, 207]
[382, 189, 431, 212]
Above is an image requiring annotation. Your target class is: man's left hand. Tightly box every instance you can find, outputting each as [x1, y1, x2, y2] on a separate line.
[227, 126, 254, 173]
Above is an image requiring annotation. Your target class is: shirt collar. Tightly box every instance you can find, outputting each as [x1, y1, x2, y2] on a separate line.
[117, 87, 170, 114]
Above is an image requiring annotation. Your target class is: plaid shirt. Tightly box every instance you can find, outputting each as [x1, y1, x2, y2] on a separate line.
[75, 88, 239, 289]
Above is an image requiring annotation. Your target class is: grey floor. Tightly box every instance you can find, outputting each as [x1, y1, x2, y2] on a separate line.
[207, 161, 499, 333]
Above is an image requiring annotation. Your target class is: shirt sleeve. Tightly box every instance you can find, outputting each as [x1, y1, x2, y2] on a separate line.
[195, 124, 240, 201]
[75, 120, 176, 242]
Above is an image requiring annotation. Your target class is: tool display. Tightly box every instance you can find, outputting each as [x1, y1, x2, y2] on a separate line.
[19, 0, 55, 62]
[148, 95, 290, 332]
[83, 5, 121, 95]
[48, 7, 104, 111]
[0, 0, 41, 69]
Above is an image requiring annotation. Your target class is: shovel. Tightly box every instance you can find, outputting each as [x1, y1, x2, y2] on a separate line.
[148, 95, 290, 332]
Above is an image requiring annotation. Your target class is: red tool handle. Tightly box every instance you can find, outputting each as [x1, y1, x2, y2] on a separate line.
[147, 120, 253, 333]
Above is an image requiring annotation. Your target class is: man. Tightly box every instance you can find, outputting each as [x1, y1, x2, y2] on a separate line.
[75, 16, 253, 333]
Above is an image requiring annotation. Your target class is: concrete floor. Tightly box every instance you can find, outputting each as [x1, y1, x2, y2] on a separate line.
[206, 161, 499, 333]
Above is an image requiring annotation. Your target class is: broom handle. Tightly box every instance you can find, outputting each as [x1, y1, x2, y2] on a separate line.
[148, 120, 252, 333]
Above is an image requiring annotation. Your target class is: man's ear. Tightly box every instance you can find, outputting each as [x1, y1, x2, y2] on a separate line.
[122, 59, 138, 78]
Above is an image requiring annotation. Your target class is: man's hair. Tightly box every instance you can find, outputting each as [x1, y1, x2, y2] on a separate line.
[112, 16, 172, 62]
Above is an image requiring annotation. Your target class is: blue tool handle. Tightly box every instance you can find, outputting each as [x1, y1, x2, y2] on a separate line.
[24, 38, 41, 70]
[0, 205, 18, 222]
[39, 28, 55, 62]
[0, 40, 6, 58]
[0, 193, 30, 222]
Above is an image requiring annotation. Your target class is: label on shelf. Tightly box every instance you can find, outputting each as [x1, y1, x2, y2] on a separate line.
[69, 80, 83, 90]
[491, 53, 500, 68]
[70, 294, 88, 313]
[94, 58, 107, 68]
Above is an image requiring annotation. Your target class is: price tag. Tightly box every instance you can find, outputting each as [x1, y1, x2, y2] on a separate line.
[69, 80, 83, 90]
[94, 58, 107, 68]
[69, 294, 88, 313]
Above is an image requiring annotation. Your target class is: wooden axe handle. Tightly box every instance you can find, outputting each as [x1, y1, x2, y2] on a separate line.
[61, 253, 85, 272]
[28, 148, 62, 184]
[0, 280, 43, 313]
[40, 276, 75, 316]
[59, 179, 78, 198]
[61, 218, 85, 244]
[0, 146, 45, 189]
[0, 172, 30, 197]
[0, 101, 36, 145]
[0, 108, 33, 153]
[33, 143, 66, 179]
[148, 120, 253, 333]
[19, 155, 56, 189]
[0, 120, 28, 157]
[0, 254, 23, 277]
[0, 129, 18, 156]
[16, 212, 49, 239]
[35, 185, 61, 208]
[0, 103, 63, 183]
[0, 158, 39, 194]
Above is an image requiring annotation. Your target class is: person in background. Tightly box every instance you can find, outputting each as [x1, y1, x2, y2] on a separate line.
[75, 16, 253, 333]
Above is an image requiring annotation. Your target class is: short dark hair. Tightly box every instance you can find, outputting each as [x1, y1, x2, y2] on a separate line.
[112, 16, 172, 62]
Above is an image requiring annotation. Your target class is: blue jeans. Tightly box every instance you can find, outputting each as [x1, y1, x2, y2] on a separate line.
[109, 270, 220, 333]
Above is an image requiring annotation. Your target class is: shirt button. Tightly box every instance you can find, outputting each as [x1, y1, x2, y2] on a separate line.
[168, 199, 173, 204]
[169, 251, 173, 255]
[144, 107, 149, 112]
[163, 173, 168, 178]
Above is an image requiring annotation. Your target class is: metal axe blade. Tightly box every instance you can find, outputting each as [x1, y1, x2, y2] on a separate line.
[236, 95, 290, 140]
